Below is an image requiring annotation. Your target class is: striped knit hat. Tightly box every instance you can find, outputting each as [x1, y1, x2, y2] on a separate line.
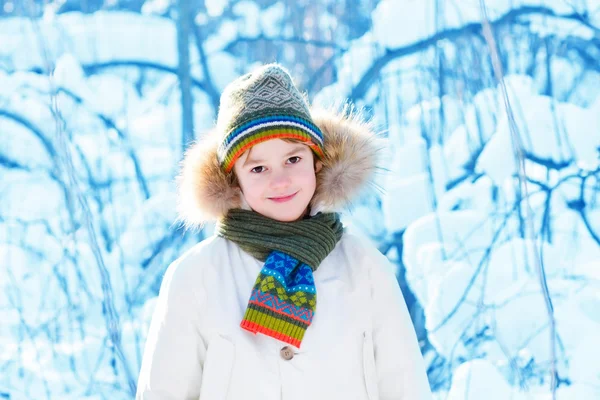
[216, 64, 325, 173]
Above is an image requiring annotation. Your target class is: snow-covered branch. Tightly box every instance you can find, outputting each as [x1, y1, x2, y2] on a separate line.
[351, 5, 596, 102]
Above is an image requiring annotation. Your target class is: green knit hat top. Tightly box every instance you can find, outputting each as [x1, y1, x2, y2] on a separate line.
[216, 64, 325, 172]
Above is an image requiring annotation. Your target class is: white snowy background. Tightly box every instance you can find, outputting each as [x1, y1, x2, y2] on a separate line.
[1, 0, 599, 399]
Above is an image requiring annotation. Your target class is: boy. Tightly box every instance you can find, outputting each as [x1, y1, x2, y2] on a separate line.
[136, 64, 432, 399]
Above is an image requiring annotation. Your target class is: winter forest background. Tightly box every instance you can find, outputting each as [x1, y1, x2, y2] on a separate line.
[1, 0, 599, 399]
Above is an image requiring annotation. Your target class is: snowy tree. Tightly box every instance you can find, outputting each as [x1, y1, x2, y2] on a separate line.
[0, 0, 599, 399]
[315, 1, 600, 398]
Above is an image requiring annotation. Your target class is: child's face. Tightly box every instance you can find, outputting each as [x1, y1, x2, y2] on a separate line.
[233, 139, 322, 222]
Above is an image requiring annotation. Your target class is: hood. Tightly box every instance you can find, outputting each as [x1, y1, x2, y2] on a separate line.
[176, 107, 382, 228]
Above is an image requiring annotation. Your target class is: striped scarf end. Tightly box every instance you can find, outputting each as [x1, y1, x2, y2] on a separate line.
[240, 319, 303, 348]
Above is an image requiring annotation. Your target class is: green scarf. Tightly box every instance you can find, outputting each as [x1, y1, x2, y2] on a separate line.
[217, 209, 343, 347]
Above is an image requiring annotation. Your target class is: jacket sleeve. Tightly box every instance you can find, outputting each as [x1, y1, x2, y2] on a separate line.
[136, 257, 207, 400]
[368, 245, 433, 400]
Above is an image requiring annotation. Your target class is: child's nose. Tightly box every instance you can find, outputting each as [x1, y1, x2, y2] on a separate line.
[270, 170, 291, 189]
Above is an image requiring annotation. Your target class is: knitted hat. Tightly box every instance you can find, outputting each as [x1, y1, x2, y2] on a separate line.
[216, 64, 325, 173]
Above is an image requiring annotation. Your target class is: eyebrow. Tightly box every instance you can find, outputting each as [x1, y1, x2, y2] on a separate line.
[243, 144, 308, 167]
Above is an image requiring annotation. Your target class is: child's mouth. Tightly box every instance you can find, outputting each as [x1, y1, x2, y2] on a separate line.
[268, 191, 298, 203]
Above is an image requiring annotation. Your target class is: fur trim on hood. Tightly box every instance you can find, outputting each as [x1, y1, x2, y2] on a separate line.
[176, 108, 381, 228]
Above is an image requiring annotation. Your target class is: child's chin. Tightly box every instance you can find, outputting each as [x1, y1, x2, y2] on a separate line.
[261, 207, 306, 222]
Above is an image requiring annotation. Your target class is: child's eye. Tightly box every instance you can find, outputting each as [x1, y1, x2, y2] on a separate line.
[287, 156, 301, 164]
[251, 166, 265, 173]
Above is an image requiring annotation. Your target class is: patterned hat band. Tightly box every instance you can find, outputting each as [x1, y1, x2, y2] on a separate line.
[218, 115, 325, 173]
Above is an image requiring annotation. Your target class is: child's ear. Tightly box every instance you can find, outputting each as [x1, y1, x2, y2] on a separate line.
[315, 160, 323, 173]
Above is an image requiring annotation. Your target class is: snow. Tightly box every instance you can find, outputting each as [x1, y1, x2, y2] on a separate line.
[484, 238, 564, 301]
[1, 2, 599, 399]
[0, 120, 53, 170]
[206, 0, 229, 17]
[491, 279, 555, 362]
[233, 1, 261, 37]
[428, 144, 448, 199]
[85, 74, 143, 118]
[53, 53, 87, 93]
[551, 209, 600, 269]
[205, 51, 239, 89]
[371, 0, 592, 50]
[476, 93, 600, 185]
[204, 19, 239, 53]
[342, 203, 387, 241]
[446, 360, 516, 400]
[425, 259, 480, 359]
[120, 193, 178, 266]
[559, 102, 600, 170]
[0, 12, 178, 71]
[402, 210, 495, 307]
[0, 170, 65, 221]
[437, 176, 496, 211]
[261, 3, 286, 37]
[389, 138, 429, 178]
[462, 87, 499, 145]
[141, 0, 171, 15]
[529, 14, 596, 40]
[382, 173, 435, 233]
[569, 334, 600, 390]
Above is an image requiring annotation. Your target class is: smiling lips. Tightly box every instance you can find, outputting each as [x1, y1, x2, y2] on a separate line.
[268, 191, 298, 203]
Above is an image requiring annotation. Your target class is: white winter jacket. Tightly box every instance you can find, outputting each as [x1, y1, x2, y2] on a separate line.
[136, 107, 433, 399]
[136, 232, 433, 400]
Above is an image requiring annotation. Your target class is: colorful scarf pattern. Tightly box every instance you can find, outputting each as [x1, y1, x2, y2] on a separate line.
[241, 251, 316, 347]
[217, 209, 343, 348]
